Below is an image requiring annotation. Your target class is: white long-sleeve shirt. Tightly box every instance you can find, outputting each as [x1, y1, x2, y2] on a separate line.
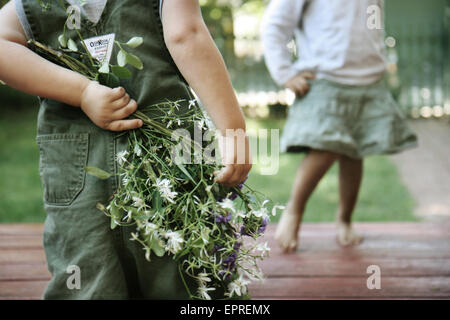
[261, 0, 387, 86]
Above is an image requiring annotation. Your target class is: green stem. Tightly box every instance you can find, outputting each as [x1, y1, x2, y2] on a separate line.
[178, 263, 195, 299]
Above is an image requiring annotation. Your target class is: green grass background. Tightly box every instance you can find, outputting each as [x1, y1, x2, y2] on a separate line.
[0, 106, 417, 223]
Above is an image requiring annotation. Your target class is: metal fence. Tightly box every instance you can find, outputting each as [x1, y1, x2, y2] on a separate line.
[385, 19, 450, 118]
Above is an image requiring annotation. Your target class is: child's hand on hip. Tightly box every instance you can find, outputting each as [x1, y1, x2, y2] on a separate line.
[80, 81, 143, 131]
[284, 72, 315, 97]
[215, 130, 252, 187]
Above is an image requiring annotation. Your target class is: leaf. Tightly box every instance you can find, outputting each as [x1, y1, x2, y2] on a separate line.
[111, 65, 132, 79]
[152, 191, 162, 212]
[110, 218, 118, 230]
[125, 36, 143, 48]
[0, 80, 5, 85]
[175, 162, 195, 184]
[126, 52, 143, 70]
[58, 34, 67, 48]
[98, 62, 110, 74]
[150, 237, 165, 257]
[117, 50, 127, 67]
[85, 166, 113, 179]
[109, 203, 122, 230]
[67, 39, 78, 52]
[110, 203, 121, 219]
[98, 72, 120, 88]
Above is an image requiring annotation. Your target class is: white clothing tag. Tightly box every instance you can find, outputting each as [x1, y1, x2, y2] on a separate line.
[83, 33, 115, 64]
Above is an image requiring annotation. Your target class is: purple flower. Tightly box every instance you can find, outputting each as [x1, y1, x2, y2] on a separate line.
[215, 212, 232, 224]
[240, 225, 250, 236]
[258, 218, 268, 234]
[213, 244, 224, 253]
[222, 252, 238, 275]
[223, 252, 237, 264]
[219, 270, 232, 281]
[228, 192, 238, 201]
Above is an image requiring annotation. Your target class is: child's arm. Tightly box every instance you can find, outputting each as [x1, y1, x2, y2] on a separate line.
[162, 0, 251, 187]
[0, 0, 142, 132]
[261, 0, 314, 96]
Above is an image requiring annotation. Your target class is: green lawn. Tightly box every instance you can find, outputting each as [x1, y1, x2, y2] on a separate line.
[0, 104, 46, 222]
[0, 107, 417, 223]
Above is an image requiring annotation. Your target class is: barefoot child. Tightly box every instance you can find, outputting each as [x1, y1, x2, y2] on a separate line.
[0, 0, 251, 299]
[261, 0, 417, 252]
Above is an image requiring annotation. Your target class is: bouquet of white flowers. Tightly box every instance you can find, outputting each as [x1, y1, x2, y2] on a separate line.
[30, 0, 283, 299]
[88, 100, 280, 299]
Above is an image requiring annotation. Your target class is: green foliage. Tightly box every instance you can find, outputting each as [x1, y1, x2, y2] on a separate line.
[0, 106, 46, 223]
[0, 0, 9, 8]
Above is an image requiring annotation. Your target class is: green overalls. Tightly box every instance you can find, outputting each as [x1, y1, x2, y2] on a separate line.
[22, 0, 197, 299]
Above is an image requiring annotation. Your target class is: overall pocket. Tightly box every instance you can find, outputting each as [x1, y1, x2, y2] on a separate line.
[36, 133, 89, 206]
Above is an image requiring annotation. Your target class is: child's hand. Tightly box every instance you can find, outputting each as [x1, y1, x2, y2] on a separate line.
[80, 81, 143, 131]
[284, 72, 315, 97]
[215, 131, 252, 187]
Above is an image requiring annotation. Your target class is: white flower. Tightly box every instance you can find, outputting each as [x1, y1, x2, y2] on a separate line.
[116, 150, 129, 166]
[226, 274, 250, 297]
[256, 241, 271, 258]
[144, 222, 158, 235]
[165, 230, 184, 254]
[123, 210, 133, 222]
[219, 198, 235, 212]
[242, 265, 265, 282]
[251, 207, 269, 219]
[132, 196, 146, 211]
[236, 210, 247, 219]
[134, 144, 142, 157]
[198, 282, 215, 300]
[122, 175, 130, 186]
[200, 227, 210, 244]
[272, 205, 285, 216]
[197, 272, 211, 283]
[188, 99, 197, 109]
[155, 178, 178, 203]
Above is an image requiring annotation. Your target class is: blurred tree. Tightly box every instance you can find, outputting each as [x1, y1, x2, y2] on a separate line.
[0, 0, 9, 8]
[200, 0, 265, 62]
[200, 0, 235, 62]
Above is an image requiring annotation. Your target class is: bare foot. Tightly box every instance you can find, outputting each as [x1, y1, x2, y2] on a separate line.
[336, 222, 363, 246]
[275, 208, 302, 253]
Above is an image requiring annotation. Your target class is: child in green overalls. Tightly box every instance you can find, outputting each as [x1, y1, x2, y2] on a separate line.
[0, 0, 251, 299]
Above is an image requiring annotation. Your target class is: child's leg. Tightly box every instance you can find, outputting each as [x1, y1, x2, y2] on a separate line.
[336, 155, 364, 246]
[276, 149, 339, 252]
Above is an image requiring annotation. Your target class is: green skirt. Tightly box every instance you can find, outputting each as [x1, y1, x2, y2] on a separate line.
[280, 78, 418, 158]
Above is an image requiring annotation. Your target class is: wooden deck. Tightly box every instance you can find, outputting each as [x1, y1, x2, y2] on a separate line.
[1, 222, 450, 300]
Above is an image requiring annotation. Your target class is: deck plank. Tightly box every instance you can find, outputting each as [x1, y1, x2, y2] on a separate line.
[0, 280, 47, 300]
[259, 258, 450, 277]
[0, 222, 449, 299]
[0, 264, 51, 281]
[249, 277, 450, 299]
